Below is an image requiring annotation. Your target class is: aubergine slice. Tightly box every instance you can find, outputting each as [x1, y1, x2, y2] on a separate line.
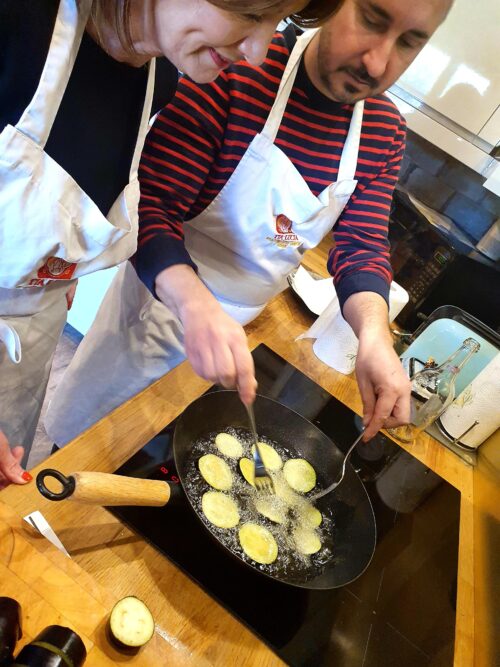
[250, 443, 282, 471]
[238, 457, 255, 487]
[293, 527, 322, 555]
[13, 624, 86, 666]
[215, 432, 243, 458]
[198, 454, 233, 491]
[298, 502, 322, 528]
[239, 523, 278, 564]
[108, 597, 155, 653]
[0, 597, 22, 666]
[201, 491, 240, 529]
[283, 458, 317, 493]
[254, 495, 286, 524]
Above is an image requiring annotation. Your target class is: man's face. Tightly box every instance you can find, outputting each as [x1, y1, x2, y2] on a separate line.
[305, 0, 453, 103]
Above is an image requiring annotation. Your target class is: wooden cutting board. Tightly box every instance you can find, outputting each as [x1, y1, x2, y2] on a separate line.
[0, 501, 198, 666]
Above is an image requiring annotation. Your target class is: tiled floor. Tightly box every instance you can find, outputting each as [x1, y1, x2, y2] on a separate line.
[29, 325, 81, 468]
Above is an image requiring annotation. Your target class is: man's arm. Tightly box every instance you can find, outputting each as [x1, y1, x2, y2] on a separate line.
[330, 102, 410, 439]
[343, 292, 410, 440]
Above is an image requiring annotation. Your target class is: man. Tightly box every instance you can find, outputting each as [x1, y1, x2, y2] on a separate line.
[45, 0, 453, 448]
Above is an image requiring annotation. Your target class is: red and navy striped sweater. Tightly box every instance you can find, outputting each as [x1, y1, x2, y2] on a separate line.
[136, 27, 406, 310]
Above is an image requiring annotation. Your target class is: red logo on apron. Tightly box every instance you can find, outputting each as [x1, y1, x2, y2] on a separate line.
[267, 214, 301, 248]
[37, 256, 77, 280]
[276, 214, 293, 234]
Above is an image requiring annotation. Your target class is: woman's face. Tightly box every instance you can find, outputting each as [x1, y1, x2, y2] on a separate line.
[147, 0, 307, 83]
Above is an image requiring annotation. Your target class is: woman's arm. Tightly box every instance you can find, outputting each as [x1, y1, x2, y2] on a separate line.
[135, 74, 231, 294]
[155, 265, 257, 404]
[135, 72, 257, 404]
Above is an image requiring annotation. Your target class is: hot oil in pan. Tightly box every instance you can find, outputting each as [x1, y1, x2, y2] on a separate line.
[183, 427, 335, 584]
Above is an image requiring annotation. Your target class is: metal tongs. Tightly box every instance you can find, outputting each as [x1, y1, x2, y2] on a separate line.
[245, 403, 274, 494]
[310, 429, 365, 501]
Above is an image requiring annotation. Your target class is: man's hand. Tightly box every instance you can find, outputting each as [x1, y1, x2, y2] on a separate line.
[0, 430, 31, 490]
[155, 265, 257, 405]
[355, 331, 411, 440]
[343, 292, 410, 441]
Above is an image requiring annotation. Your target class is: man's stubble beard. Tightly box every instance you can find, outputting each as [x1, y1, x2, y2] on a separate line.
[318, 69, 363, 105]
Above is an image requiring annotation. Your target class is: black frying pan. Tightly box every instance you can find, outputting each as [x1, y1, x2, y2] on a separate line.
[37, 391, 376, 590]
[174, 391, 376, 589]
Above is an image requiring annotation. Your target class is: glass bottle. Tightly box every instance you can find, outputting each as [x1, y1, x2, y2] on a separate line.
[389, 337, 481, 443]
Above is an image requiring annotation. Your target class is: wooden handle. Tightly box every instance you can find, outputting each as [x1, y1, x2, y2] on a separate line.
[69, 472, 171, 507]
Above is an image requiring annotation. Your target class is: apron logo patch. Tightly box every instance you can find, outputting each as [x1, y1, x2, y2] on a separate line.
[266, 214, 302, 248]
[37, 256, 77, 280]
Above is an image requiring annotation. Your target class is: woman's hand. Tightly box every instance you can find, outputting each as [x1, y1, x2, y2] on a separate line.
[0, 430, 31, 490]
[155, 265, 257, 405]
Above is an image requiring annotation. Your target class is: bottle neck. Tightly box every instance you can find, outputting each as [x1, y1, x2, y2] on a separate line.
[437, 338, 480, 377]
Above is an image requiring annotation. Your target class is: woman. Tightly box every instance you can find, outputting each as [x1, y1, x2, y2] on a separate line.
[0, 0, 336, 488]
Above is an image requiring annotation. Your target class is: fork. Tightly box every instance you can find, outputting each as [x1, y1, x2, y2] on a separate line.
[309, 429, 365, 501]
[245, 403, 274, 494]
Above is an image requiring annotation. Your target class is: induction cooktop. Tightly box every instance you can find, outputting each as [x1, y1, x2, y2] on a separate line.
[111, 344, 460, 666]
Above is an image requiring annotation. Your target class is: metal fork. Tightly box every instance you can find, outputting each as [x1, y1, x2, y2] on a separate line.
[309, 429, 365, 501]
[245, 403, 274, 494]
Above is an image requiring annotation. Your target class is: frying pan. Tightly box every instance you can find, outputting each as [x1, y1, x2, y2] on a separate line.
[37, 391, 376, 589]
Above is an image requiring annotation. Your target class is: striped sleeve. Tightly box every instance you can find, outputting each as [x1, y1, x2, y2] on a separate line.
[135, 74, 231, 294]
[329, 100, 406, 310]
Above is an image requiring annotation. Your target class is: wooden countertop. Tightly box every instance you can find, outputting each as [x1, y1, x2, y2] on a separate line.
[0, 246, 497, 666]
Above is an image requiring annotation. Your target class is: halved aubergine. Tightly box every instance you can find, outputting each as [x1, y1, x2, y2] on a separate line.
[107, 596, 155, 654]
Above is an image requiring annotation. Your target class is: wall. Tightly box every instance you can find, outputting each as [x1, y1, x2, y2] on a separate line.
[399, 129, 500, 247]
[396, 0, 500, 141]
[67, 266, 119, 335]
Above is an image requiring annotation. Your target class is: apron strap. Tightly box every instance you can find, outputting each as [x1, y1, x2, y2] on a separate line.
[261, 29, 318, 143]
[0, 320, 22, 364]
[15, 0, 93, 148]
[337, 100, 364, 182]
[261, 29, 364, 185]
[129, 59, 156, 180]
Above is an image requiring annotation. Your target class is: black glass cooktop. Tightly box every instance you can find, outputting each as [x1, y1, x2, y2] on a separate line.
[111, 344, 459, 666]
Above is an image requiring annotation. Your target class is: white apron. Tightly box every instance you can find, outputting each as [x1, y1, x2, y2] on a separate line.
[0, 0, 155, 454]
[45, 29, 364, 446]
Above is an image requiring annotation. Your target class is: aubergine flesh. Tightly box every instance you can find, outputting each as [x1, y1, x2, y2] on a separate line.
[107, 596, 155, 653]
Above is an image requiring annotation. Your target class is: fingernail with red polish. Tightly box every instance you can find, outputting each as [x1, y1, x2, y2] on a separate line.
[22, 471, 33, 482]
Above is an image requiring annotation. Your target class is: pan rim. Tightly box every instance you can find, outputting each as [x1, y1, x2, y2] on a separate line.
[173, 389, 377, 590]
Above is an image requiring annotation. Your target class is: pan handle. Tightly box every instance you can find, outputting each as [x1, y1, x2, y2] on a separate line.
[36, 469, 171, 507]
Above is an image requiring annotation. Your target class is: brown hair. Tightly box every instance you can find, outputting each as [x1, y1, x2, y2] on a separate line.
[90, 1, 133, 52]
[90, 0, 340, 52]
[290, 0, 341, 27]
[206, 0, 340, 28]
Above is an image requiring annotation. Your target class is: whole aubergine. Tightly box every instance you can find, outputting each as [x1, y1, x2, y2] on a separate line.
[0, 597, 22, 666]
